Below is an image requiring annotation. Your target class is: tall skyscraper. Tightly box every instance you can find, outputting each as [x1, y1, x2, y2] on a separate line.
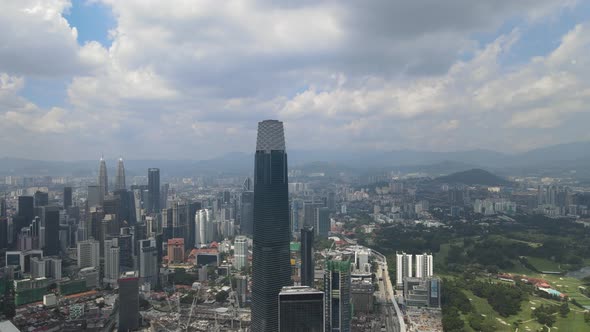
[18, 196, 34, 223]
[251, 120, 292, 332]
[300, 226, 314, 287]
[240, 191, 254, 235]
[316, 207, 330, 238]
[414, 253, 434, 279]
[115, 157, 126, 190]
[87, 185, 102, 208]
[148, 168, 160, 213]
[118, 271, 140, 331]
[34, 191, 49, 207]
[0, 217, 8, 250]
[396, 252, 413, 287]
[44, 208, 60, 256]
[279, 286, 324, 332]
[324, 259, 352, 332]
[63, 187, 73, 209]
[104, 239, 120, 286]
[195, 209, 213, 248]
[234, 236, 248, 270]
[139, 238, 159, 287]
[98, 156, 108, 199]
[243, 177, 252, 191]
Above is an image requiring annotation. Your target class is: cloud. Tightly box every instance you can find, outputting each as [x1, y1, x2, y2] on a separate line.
[0, 0, 588, 159]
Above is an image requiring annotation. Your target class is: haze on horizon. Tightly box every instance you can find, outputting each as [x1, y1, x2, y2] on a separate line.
[1, 0, 590, 160]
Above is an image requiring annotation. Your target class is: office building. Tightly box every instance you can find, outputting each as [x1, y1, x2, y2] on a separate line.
[79, 266, 100, 289]
[44, 208, 60, 256]
[148, 168, 160, 213]
[172, 202, 189, 245]
[300, 226, 314, 287]
[87, 185, 102, 208]
[118, 271, 140, 331]
[351, 280, 374, 313]
[195, 209, 213, 248]
[0, 217, 8, 250]
[324, 258, 352, 332]
[104, 239, 120, 286]
[115, 158, 126, 190]
[403, 277, 442, 308]
[34, 191, 49, 207]
[118, 232, 134, 270]
[240, 191, 254, 235]
[139, 238, 158, 287]
[251, 120, 292, 332]
[315, 207, 330, 238]
[77, 239, 100, 269]
[98, 156, 108, 199]
[188, 201, 201, 249]
[234, 236, 248, 270]
[279, 286, 324, 332]
[167, 238, 184, 264]
[63, 187, 73, 209]
[415, 253, 434, 279]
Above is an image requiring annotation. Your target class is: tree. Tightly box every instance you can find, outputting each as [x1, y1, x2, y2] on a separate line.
[215, 290, 229, 303]
[559, 302, 570, 318]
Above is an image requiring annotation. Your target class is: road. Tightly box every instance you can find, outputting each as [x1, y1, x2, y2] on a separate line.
[372, 249, 405, 332]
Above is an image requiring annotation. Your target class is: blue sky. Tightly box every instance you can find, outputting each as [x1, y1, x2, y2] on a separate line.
[1, 0, 590, 160]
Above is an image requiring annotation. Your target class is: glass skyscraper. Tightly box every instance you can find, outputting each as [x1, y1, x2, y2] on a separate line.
[251, 120, 292, 332]
[148, 168, 160, 213]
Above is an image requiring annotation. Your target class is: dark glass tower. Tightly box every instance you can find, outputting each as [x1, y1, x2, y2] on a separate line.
[300, 226, 314, 287]
[279, 286, 325, 332]
[251, 120, 292, 332]
[148, 168, 160, 213]
[63, 187, 72, 209]
[240, 191, 254, 235]
[44, 208, 60, 256]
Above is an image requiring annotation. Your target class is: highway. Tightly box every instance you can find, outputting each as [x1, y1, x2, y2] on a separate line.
[372, 249, 406, 332]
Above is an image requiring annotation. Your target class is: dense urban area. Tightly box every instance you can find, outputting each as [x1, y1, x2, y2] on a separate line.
[2, 122, 590, 332]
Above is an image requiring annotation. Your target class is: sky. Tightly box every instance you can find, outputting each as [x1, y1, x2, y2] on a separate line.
[1, 0, 590, 160]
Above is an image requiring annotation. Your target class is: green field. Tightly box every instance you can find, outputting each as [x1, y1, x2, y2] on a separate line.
[526, 257, 564, 272]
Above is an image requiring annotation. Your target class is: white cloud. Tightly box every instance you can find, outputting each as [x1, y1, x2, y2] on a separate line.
[0, 0, 588, 159]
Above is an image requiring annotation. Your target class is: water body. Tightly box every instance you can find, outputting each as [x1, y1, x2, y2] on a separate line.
[566, 266, 590, 279]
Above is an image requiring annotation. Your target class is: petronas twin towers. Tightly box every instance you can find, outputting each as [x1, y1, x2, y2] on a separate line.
[251, 120, 292, 332]
[98, 156, 126, 198]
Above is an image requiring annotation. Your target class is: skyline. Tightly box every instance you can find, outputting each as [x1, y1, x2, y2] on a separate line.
[1, 1, 590, 160]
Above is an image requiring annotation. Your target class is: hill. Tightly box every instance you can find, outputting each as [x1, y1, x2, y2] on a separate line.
[434, 168, 510, 186]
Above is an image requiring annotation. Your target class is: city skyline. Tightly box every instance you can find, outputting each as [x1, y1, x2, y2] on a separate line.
[1, 1, 590, 160]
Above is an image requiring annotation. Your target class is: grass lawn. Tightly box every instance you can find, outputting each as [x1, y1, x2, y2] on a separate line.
[554, 310, 590, 331]
[526, 257, 564, 272]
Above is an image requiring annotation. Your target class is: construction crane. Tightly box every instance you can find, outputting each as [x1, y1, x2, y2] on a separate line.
[184, 295, 198, 331]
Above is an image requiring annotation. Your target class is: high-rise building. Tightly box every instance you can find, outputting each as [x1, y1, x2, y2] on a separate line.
[104, 239, 120, 286]
[0, 217, 8, 250]
[87, 185, 102, 208]
[167, 238, 184, 264]
[251, 120, 292, 332]
[172, 202, 189, 244]
[63, 187, 73, 209]
[118, 232, 134, 270]
[34, 191, 49, 207]
[234, 236, 248, 270]
[118, 271, 140, 331]
[115, 158, 126, 191]
[98, 156, 108, 199]
[243, 177, 252, 191]
[188, 201, 201, 249]
[139, 238, 158, 286]
[148, 168, 160, 213]
[300, 226, 314, 287]
[396, 252, 413, 287]
[18, 196, 35, 223]
[315, 207, 330, 238]
[240, 191, 254, 235]
[324, 259, 352, 332]
[195, 209, 213, 248]
[279, 286, 324, 332]
[415, 253, 434, 279]
[77, 239, 100, 269]
[44, 208, 60, 256]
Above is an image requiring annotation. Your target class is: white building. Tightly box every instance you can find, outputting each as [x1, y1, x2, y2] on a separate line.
[77, 239, 99, 269]
[415, 253, 434, 279]
[396, 252, 413, 287]
[104, 239, 120, 287]
[234, 236, 248, 270]
[195, 209, 215, 247]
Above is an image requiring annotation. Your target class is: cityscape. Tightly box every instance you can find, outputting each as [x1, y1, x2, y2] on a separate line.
[2, 1, 590, 332]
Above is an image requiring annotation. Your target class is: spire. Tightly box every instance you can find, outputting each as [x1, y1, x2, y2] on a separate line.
[116, 157, 126, 191]
[98, 156, 108, 199]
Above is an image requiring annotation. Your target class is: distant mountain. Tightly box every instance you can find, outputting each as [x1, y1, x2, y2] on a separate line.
[434, 168, 510, 186]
